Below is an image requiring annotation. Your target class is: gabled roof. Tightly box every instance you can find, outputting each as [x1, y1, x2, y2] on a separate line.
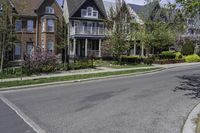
[128, 1, 161, 20]
[10, 0, 62, 16]
[10, 0, 44, 16]
[66, 0, 106, 18]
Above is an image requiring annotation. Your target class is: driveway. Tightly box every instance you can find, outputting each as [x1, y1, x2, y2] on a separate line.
[1, 65, 200, 133]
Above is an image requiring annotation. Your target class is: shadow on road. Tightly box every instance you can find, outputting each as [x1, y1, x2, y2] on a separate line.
[174, 74, 200, 99]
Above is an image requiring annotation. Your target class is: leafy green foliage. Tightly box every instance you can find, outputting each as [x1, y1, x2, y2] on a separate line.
[185, 55, 200, 63]
[120, 55, 144, 64]
[159, 51, 176, 59]
[181, 40, 195, 55]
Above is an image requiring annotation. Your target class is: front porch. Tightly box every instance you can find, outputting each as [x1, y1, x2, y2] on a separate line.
[69, 38, 102, 58]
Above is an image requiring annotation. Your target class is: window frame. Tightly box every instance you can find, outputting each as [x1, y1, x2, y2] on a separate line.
[27, 20, 34, 32]
[45, 6, 54, 14]
[47, 41, 54, 52]
[15, 20, 22, 32]
[26, 42, 34, 56]
[47, 19, 54, 32]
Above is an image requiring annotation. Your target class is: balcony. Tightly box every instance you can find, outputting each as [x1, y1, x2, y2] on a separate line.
[70, 26, 105, 36]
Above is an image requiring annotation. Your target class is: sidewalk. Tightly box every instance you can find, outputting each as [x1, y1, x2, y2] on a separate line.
[1, 62, 200, 83]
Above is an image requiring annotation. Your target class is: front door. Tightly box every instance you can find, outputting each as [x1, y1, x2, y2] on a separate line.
[76, 40, 85, 57]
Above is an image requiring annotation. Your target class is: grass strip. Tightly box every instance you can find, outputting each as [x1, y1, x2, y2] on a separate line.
[196, 114, 200, 133]
[0, 68, 160, 89]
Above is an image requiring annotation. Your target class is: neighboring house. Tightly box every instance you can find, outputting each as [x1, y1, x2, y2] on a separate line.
[182, 13, 200, 41]
[104, 1, 167, 56]
[63, 0, 107, 59]
[1, 0, 63, 62]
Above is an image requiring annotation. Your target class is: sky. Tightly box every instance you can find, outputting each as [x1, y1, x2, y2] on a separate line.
[57, 0, 176, 6]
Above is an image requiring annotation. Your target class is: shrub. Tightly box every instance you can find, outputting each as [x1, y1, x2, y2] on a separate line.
[181, 40, 195, 55]
[144, 57, 155, 65]
[159, 51, 176, 59]
[70, 59, 94, 70]
[120, 55, 144, 64]
[24, 51, 59, 73]
[175, 52, 183, 59]
[154, 59, 185, 64]
[185, 55, 200, 63]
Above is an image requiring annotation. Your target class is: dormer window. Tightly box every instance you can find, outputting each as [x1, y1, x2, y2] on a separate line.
[45, 6, 54, 14]
[87, 7, 92, 16]
[0, 4, 3, 14]
[81, 7, 98, 18]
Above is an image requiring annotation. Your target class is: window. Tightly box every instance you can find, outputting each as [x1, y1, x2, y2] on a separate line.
[81, 9, 87, 17]
[81, 7, 99, 18]
[42, 19, 45, 32]
[47, 19, 54, 32]
[45, 6, 54, 14]
[27, 42, 34, 56]
[0, 4, 3, 14]
[87, 7, 92, 16]
[27, 20, 34, 32]
[47, 41, 54, 52]
[15, 20, 22, 32]
[14, 43, 21, 60]
[93, 10, 98, 17]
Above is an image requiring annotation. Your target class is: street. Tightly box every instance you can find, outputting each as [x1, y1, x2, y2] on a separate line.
[1, 65, 200, 133]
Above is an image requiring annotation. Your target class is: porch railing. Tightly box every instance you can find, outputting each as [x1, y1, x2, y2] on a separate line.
[70, 26, 105, 36]
[88, 50, 100, 57]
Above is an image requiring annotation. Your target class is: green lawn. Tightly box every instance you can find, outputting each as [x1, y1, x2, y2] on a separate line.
[196, 114, 200, 133]
[0, 67, 160, 89]
[95, 60, 151, 69]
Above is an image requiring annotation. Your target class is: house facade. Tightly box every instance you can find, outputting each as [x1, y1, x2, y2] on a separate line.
[1, 0, 63, 62]
[63, 0, 107, 59]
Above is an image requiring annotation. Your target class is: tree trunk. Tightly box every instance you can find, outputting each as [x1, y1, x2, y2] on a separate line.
[0, 34, 5, 72]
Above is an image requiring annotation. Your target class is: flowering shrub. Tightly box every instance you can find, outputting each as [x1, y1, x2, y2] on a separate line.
[24, 51, 59, 73]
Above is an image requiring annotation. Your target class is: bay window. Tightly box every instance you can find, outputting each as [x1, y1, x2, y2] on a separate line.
[47, 41, 54, 52]
[47, 19, 54, 32]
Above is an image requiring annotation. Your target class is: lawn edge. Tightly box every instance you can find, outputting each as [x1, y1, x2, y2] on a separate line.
[0, 68, 164, 91]
[182, 102, 200, 133]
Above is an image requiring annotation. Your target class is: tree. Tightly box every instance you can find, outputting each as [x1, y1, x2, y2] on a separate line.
[176, 0, 200, 16]
[106, 0, 131, 60]
[56, 17, 68, 69]
[0, 1, 16, 72]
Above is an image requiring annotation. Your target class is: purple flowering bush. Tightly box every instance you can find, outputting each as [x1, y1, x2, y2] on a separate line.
[24, 51, 59, 73]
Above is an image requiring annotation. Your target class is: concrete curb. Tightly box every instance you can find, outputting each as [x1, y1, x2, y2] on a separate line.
[182, 102, 200, 133]
[0, 68, 164, 92]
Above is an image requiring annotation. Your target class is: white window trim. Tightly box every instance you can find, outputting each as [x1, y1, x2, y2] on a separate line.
[45, 6, 54, 14]
[27, 20, 34, 32]
[81, 7, 99, 18]
[15, 20, 22, 32]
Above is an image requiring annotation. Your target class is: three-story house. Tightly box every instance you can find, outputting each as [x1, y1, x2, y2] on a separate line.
[3, 0, 63, 62]
[63, 0, 107, 58]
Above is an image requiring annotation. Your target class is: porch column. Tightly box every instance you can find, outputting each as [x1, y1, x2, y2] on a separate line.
[73, 38, 76, 57]
[99, 39, 102, 57]
[134, 43, 136, 56]
[85, 39, 88, 57]
[141, 43, 144, 57]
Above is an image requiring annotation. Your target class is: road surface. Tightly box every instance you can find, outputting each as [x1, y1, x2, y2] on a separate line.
[1, 65, 200, 133]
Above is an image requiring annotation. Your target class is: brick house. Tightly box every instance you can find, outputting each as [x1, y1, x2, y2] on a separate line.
[1, 0, 63, 62]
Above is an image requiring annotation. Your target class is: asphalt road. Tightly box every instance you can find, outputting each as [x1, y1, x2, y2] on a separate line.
[0, 99, 35, 133]
[1, 65, 200, 133]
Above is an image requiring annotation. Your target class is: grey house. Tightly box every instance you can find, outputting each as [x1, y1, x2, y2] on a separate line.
[63, 0, 107, 58]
